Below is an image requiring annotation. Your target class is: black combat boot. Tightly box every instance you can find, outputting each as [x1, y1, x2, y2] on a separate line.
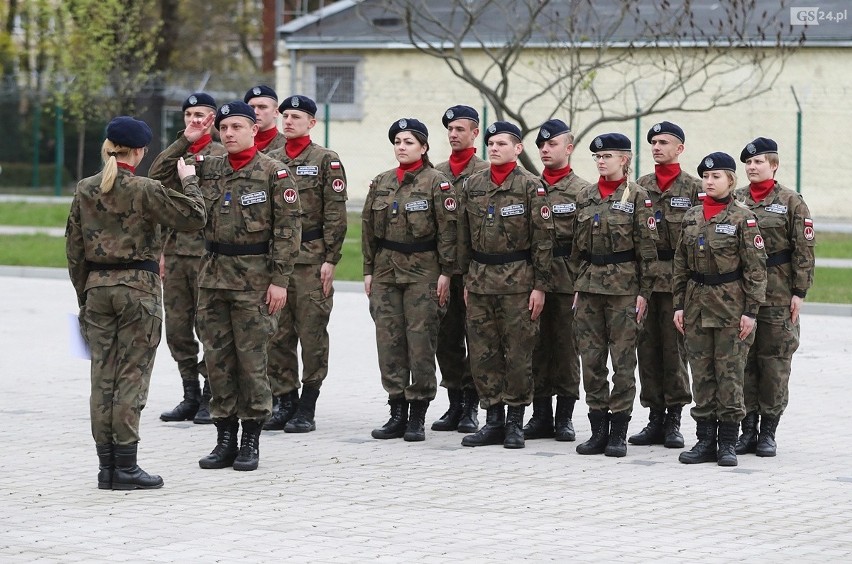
[717, 421, 739, 467]
[735, 411, 759, 455]
[576, 410, 610, 455]
[679, 419, 718, 464]
[404, 400, 430, 442]
[522, 397, 555, 440]
[193, 379, 213, 424]
[504, 405, 526, 449]
[605, 411, 631, 457]
[233, 420, 262, 471]
[462, 403, 506, 447]
[95, 443, 114, 490]
[263, 390, 299, 431]
[431, 389, 463, 431]
[628, 408, 665, 445]
[663, 405, 685, 448]
[372, 398, 408, 439]
[755, 415, 780, 457]
[199, 416, 239, 469]
[159, 378, 201, 422]
[554, 396, 576, 442]
[112, 443, 163, 490]
[457, 387, 480, 434]
[285, 386, 320, 433]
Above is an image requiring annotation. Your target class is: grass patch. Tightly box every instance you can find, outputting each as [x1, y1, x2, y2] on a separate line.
[811, 232, 852, 258]
[807, 267, 852, 304]
[0, 202, 71, 227]
[0, 234, 67, 267]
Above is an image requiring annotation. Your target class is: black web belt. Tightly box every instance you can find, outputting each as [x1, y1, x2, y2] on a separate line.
[690, 269, 743, 285]
[580, 249, 636, 266]
[766, 249, 792, 267]
[376, 238, 437, 254]
[553, 245, 572, 258]
[204, 241, 269, 256]
[87, 259, 159, 276]
[301, 227, 324, 243]
[657, 249, 675, 261]
[472, 249, 532, 265]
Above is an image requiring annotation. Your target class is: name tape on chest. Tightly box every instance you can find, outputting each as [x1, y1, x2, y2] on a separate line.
[552, 203, 577, 214]
[765, 203, 788, 214]
[240, 191, 267, 206]
[296, 165, 319, 176]
[610, 201, 635, 214]
[715, 223, 737, 235]
[669, 196, 692, 209]
[405, 199, 429, 212]
[469, 190, 487, 197]
[501, 203, 525, 217]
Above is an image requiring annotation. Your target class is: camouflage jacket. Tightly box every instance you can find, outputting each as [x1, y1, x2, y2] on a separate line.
[543, 170, 589, 294]
[149, 133, 226, 257]
[267, 142, 348, 265]
[435, 154, 489, 275]
[673, 202, 767, 328]
[733, 182, 815, 307]
[570, 181, 659, 298]
[637, 170, 703, 293]
[260, 131, 287, 154]
[458, 166, 554, 295]
[66, 168, 207, 307]
[362, 165, 458, 283]
[193, 151, 302, 291]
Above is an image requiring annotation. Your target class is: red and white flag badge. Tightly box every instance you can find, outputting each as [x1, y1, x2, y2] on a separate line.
[537, 186, 547, 197]
[195, 154, 204, 162]
[330, 161, 341, 170]
[804, 218, 813, 227]
[644, 199, 653, 207]
[276, 169, 289, 179]
[440, 181, 451, 191]
[747, 218, 757, 228]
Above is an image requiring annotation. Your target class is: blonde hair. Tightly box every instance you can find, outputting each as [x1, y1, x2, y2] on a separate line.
[618, 151, 633, 203]
[99, 139, 133, 193]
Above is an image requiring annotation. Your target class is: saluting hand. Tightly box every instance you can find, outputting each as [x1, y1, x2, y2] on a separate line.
[183, 113, 215, 143]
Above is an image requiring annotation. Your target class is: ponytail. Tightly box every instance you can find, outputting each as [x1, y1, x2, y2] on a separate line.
[99, 139, 130, 193]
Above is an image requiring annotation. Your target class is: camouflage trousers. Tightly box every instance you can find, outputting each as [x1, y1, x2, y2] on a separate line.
[637, 291, 691, 410]
[83, 285, 162, 445]
[574, 293, 640, 414]
[684, 323, 755, 424]
[163, 254, 207, 381]
[368, 281, 444, 402]
[466, 292, 537, 408]
[267, 263, 333, 396]
[744, 305, 800, 417]
[435, 274, 473, 391]
[197, 288, 277, 421]
[532, 291, 580, 400]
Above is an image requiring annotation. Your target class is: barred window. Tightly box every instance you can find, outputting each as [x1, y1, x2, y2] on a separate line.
[303, 56, 362, 120]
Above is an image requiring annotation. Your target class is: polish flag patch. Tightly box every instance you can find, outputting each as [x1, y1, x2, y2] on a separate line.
[276, 169, 289, 179]
[747, 218, 757, 228]
[537, 186, 547, 196]
[644, 199, 653, 207]
[330, 161, 341, 170]
[440, 181, 451, 191]
[804, 218, 813, 227]
[195, 154, 204, 162]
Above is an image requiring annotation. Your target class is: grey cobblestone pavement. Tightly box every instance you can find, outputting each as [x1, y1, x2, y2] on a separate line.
[1, 274, 851, 562]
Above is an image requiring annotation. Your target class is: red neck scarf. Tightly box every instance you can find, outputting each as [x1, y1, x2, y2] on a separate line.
[449, 147, 476, 177]
[542, 164, 572, 186]
[491, 162, 517, 186]
[254, 127, 278, 152]
[116, 162, 136, 174]
[654, 163, 681, 191]
[228, 146, 258, 171]
[598, 177, 625, 199]
[396, 159, 423, 183]
[285, 135, 312, 159]
[749, 178, 776, 202]
[703, 196, 730, 220]
[188, 134, 212, 154]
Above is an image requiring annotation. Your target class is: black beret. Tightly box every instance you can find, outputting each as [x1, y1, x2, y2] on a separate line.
[442, 105, 479, 128]
[590, 133, 631, 152]
[279, 95, 317, 117]
[182, 92, 217, 112]
[388, 118, 428, 144]
[105, 116, 152, 148]
[244, 84, 278, 103]
[535, 119, 571, 148]
[484, 121, 522, 144]
[697, 152, 736, 176]
[647, 121, 685, 144]
[740, 137, 778, 162]
[215, 101, 257, 130]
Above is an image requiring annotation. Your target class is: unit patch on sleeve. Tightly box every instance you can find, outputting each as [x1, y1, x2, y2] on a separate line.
[540, 205, 551, 220]
[444, 197, 457, 211]
[332, 179, 345, 192]
[240, 191, 267, 206]
[754, 234, 764, 249]
[283, 188, 298, 204]
[296, 165, 319, 176]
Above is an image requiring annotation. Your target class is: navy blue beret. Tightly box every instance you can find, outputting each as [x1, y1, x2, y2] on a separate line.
[182, 92, 217, 112]
[484, 121, 522, 144]
[536, 119, 571, 148]
[442, 105, 479, 128]
[244, 84, 278, 103]
[215, 101, 257, 130]
[647, 121, 685, 144]
[740, 137, 778, 162]
[105, 116, 152, 148]
[697, 152, 736, 175]
[590, 133, 631, 152]
[279, 95, 317, 117]
[388, 118, 428, 143]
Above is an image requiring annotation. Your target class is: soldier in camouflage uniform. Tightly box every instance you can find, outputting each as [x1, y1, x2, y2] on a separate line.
[674, 152, 766, 467]
[571, 133, 658, 458]
[457, 121, 555, 450]
[150, 92, 225, 426]
[264, 95, 348, 434]
[523, 119, 587, 443]
[364, 118, 457, 443]
[733, 137, 814, 458]
[66, 116, 207, 490]
[245, 84, 286, 154]
[431, 104, 489, 434]
[631, 121, 702, 449]
[156, 101, 302, 472]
